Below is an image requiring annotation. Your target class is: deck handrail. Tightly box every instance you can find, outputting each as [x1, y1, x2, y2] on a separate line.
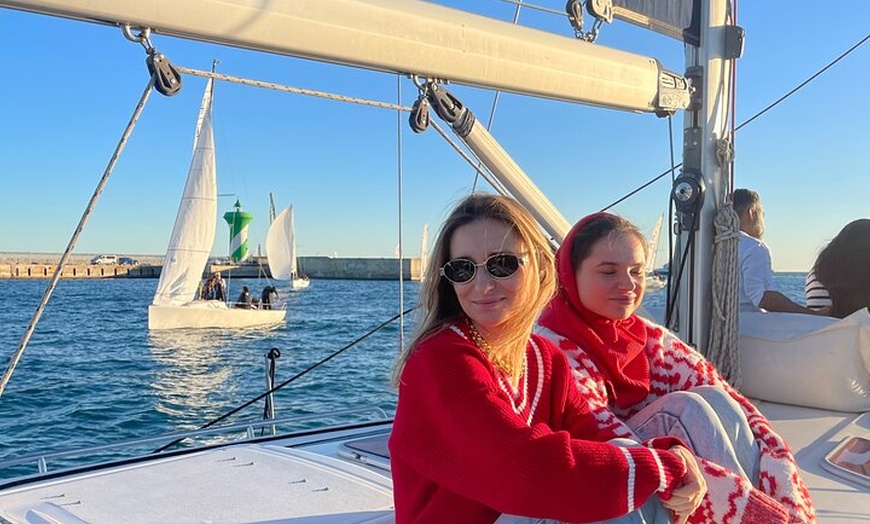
[0, 407, 388, 473]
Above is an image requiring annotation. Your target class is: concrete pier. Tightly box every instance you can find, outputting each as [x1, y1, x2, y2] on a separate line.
[0, 253, 422, 281]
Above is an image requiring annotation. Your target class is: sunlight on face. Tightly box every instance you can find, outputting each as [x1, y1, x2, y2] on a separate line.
[574, 232, 646, 320]
[449, 218, 528, 334]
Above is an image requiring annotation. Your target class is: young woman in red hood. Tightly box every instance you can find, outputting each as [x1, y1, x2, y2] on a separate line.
[538, 213, 815, 524]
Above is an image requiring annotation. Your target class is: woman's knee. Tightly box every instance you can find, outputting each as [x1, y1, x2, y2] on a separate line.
[658, 390, 721, 424]
[688, 386, 746, 418]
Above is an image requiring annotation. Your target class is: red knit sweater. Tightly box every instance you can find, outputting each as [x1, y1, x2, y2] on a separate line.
[389, 324, 688, 524]
[539, 319, 814, 524]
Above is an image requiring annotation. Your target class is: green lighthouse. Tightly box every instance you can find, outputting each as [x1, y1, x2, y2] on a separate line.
[223, 199, 254, 263]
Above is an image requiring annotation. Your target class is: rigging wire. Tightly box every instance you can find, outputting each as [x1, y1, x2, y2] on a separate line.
[664, 115, 678, 330]
[0, 76, 156, 400]
[396, 74, 406, 354]
[735, 33, 869, 133]
[472, 1, 524, 192]
[153, 307, 414, 453]
[490, 0, 567, 17]
[602, 32, 869, 212]
[431, 120, 511, 196]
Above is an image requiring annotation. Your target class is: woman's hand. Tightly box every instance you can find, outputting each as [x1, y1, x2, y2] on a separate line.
[661, 446, 707, 524]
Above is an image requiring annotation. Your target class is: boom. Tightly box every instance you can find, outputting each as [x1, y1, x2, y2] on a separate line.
[0, 0, 688, 113]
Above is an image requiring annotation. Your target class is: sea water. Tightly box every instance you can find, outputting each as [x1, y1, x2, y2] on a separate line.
[0, 273, 808, 474]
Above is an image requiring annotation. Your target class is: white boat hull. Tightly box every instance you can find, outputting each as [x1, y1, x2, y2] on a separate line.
[148, 301, 286, 330]
[290, 278, 310, 290]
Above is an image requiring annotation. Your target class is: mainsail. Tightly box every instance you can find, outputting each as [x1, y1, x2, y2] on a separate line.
[152, 79, 218, 306]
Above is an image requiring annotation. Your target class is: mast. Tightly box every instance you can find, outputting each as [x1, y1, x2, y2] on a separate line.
[671, 0, 738, 349]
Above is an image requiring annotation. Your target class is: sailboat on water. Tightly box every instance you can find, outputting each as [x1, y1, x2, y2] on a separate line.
[266, 203, 310, 290]
[147, 79, 286, 330]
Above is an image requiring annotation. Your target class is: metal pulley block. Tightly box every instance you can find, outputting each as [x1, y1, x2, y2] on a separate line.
[409, 97, 430, 133]
[586, 0, 613, 24]
[565, 0, 584, 35]
[146, 52, 183, 96]
[426, 83, 465, 123]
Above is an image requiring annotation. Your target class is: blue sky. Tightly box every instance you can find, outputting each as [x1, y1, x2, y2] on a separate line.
[0, 2, 867, 270]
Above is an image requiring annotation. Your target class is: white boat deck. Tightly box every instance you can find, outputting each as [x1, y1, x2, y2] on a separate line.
[0, 431, 395, 523]
[1, 404, 867, 523]
[757, 401, 870, 522]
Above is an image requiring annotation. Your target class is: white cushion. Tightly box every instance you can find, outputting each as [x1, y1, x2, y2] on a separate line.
[738, 309, 870, 412]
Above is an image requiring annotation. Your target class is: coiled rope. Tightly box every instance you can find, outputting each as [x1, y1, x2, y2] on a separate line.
[706, 204, 741, 386]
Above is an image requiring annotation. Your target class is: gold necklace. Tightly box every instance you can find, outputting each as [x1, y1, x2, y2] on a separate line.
[467, 320, 515, 377]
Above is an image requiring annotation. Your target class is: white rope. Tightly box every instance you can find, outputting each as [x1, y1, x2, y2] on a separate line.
[0, 76, 156, 399]
[705, 203, 742, 386]
[175, 67, 412, 112]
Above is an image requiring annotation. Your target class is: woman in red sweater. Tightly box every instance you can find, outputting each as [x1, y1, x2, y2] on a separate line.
[537, 213, 814, 523]
[389, 194, 705, 524]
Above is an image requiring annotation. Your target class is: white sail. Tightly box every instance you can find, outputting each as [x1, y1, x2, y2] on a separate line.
[266, 205, 294, 280]
[152, 79, 217, 307]
[647, 213, 663, 268]
[267, 204, 309, 289]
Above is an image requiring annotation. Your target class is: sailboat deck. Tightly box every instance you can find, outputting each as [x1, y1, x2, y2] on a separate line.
[757, 401, 869, 522]
[0, 426, 396, 524]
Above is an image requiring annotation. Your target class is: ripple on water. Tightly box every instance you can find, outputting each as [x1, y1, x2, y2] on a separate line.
[0, 278, 414, 470]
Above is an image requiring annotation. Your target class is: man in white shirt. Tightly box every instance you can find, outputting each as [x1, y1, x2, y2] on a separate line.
[734, 188, 822, 314]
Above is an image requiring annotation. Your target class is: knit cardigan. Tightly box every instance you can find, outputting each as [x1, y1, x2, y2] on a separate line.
[539, 318, 815, 524]
[389, 324, 688, 524]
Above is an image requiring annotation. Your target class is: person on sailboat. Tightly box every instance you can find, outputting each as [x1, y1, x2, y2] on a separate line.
[537, 213, 815, 524]
[805, 218, 870, 317]
[212, 272, 226, 302]
[260, 285, 279, 310]
[235, 286, 253, 309]
[201, 276, 214, 301]
[733, 189, 826, 315]
[390, 194, 706, 524]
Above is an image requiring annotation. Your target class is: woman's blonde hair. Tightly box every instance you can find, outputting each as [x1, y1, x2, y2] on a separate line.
[392, 193, 555, 385]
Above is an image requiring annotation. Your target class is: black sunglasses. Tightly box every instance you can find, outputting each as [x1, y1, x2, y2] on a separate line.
[440, 253, 528, 284]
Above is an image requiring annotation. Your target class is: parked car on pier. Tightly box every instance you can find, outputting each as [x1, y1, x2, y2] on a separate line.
[90, 254, 118, 265]
[118, 257, 139, 266]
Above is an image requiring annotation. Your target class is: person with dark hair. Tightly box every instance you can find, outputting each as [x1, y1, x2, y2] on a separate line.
[806, 218, 870, 318]
[260, 285, 279, 310]
[201, 275, 214, 301]
[733, 188, 822, 314]
[538, 212, 815, 524]
[390, 194, 706, 524]
[234, 285, 253, 309]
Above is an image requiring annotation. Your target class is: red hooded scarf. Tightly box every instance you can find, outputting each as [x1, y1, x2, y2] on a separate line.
[538, 212, 650, 409]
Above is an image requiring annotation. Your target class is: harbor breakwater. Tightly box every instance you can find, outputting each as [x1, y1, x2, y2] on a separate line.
[0, 253, 422, 281]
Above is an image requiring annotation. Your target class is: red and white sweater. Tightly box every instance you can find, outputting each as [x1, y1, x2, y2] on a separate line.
[539, 318, 815, 524]
[389, 324, 689, 524]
